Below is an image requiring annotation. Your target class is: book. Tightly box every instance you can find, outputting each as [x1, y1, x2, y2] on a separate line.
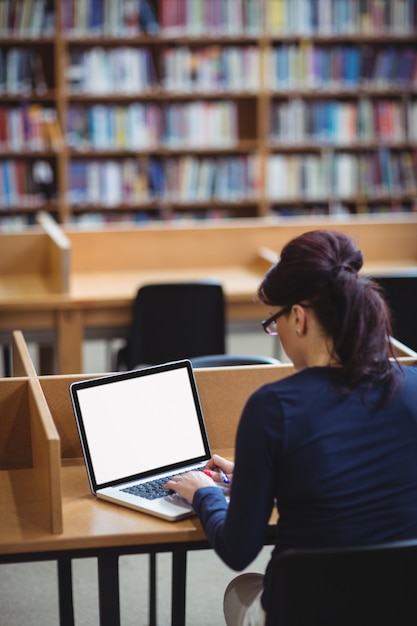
[68, 160, 88, 205]
[140, 0, 159, 34]
[102, 160, 122, 207]
[267, 154, 287, 200]
[42, 108, 63, 150]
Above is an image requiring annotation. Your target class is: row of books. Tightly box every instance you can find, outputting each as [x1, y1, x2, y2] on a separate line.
[69, 207, 246, 228]
[19, 0, 291, 40]
[6, 97, 415, 155]
[0, 48, 48, 95]
[66, 44, 417, 96]
[67, 47, 157, 94]
[267, 44, 417, 89]
[267, 149, 417, 200]
[0, 159, 51, 209]
[158, 0, 261, 35]
[67, 154, 260, 207]
[56, 200, 417, 229]
[270, 98, 417, 144]
[0, 0, 54, 36]
[63, 0, 416, 36]
[67, 44, 260, 95]
[162, 101, 238, 147]
[62, 0, 158, 35]
[272, 201, 417, 219]
[3, 0, 417, 39]
[66, 101, 238, 149]
[265, 0, 417, 36]
[0, 215, 38, 231]
[67, 103, 161, 150]
[4, 44, 415, 98]
[0, 105, 62, 152]
[1, 201, 414, 232]
[160, 46, 260, 93]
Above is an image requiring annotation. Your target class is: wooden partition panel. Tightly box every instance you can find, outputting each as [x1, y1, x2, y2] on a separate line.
[36, 211, 71, 294]
[28, 378, 62, 533]
[0, 212, 70, 298]
[39, 374, 91, 460]
[0, 378, 32, 470]
[194, 364, 296, 451]
[0, 232, 49, 276]
[68, 218, 417, 274]
[2, 217, 417, 376]
[41, 354, 417, 464]
[12, 330, 37, 377]
[0, 376, 62, 535]
[39, 365, 296, 460]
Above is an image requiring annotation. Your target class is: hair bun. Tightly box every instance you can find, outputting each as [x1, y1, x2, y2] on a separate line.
[331, 264, 357, 277]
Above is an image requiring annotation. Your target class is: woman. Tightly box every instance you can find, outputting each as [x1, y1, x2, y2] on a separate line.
[165, 230, 417, 626]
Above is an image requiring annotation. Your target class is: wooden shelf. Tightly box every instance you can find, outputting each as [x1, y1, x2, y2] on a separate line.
[0, 0, 416, 228]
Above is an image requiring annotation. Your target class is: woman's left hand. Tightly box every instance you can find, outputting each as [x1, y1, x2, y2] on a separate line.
[164, 471, 214, 503]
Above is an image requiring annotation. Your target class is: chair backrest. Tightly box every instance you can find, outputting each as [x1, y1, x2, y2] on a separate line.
[374, 275, 417, 351]
[190, 354, 281, 367]
[265, 539, 417, 626]
[125, 281, 225, 369]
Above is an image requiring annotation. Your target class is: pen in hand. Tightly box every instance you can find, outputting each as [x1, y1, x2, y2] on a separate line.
[203, 467, 230, 485]
[216, 467, 230, 484]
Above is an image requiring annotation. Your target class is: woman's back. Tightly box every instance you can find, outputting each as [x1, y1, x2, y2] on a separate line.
[267, 365, 417, 550]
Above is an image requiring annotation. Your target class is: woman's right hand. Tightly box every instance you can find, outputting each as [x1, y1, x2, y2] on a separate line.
[205, 453, 234, 485]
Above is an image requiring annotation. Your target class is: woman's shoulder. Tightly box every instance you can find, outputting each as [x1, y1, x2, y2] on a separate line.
[396, 363, 417, 386]
[251, 366, 337, 399]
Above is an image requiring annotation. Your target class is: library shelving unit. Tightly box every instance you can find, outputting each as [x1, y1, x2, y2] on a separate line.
[0, 0, 416, 228]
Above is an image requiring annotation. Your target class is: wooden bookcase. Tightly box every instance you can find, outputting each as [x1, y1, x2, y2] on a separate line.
[0, 0, 416, 228]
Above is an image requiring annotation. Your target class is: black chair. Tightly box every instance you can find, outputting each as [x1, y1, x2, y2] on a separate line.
[190, 354, 281, 367]
[374, 275, 417, 351]
[265, 539, 417, 626]
[116, 281, 226, 370]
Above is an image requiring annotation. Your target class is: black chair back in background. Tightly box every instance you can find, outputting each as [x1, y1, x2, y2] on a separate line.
[374, 275, 417, 351]
[265, 539, 417, 626]
[117, 281, 226, 370]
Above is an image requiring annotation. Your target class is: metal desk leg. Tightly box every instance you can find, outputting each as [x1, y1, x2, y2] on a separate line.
[171, 548, 187, 626]
[2, 345, 11, 377]
[149, 553, 157, 626]
[57, 558, 75, 626]
[97, 553, 120, 626]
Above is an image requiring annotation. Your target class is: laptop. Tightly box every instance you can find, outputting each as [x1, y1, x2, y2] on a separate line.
[70, 360, 213, 521]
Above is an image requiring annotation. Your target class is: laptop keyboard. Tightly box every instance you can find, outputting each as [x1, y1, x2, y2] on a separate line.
[121, 468, 202, 500]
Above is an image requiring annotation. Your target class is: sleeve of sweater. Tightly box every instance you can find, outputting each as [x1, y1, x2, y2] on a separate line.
[193, 385, 283, 571]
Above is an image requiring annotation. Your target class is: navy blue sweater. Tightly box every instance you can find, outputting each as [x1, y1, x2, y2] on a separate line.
[193, 365, 417, 607]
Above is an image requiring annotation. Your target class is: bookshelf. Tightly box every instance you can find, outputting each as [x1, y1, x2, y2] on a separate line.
[0, 0, 416, 228]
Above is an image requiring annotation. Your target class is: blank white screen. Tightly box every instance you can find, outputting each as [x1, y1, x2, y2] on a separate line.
[76, 367, 206, 485]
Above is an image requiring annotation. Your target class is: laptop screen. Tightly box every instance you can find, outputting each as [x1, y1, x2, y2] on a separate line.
[70, 361, 211, 490]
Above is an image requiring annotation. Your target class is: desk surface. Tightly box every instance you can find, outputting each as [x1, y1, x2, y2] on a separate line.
[1, 217, 417, 374]
[0, 462, 206, 555]
[2, 260, 416, 309]
[0, 267, 261, 306]
[0, 451, 279, 558]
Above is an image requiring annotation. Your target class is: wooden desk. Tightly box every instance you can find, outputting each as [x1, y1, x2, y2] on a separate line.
[1, 337, 293, 625]
[1, 333, 416, 625]
[1, 215, 417, 374]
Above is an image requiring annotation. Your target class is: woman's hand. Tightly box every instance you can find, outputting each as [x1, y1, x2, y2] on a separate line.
[204, 454, 234, 485]
[164, 454, 235, 502]
[164, 470, 214, 503]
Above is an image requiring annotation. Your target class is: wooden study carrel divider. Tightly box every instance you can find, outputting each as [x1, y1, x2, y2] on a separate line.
[0, 330, 416, 626]
[1, 215, 417, 375]
[1, 330, 416, 544]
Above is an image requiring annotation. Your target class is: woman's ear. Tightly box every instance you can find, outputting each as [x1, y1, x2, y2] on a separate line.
[291, 304, 308, 337]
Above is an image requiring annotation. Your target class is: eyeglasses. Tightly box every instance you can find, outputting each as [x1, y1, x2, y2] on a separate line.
[261, 306, 292, 335]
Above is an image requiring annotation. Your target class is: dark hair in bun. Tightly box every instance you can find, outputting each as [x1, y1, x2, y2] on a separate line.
[258, 230, 398, 397]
